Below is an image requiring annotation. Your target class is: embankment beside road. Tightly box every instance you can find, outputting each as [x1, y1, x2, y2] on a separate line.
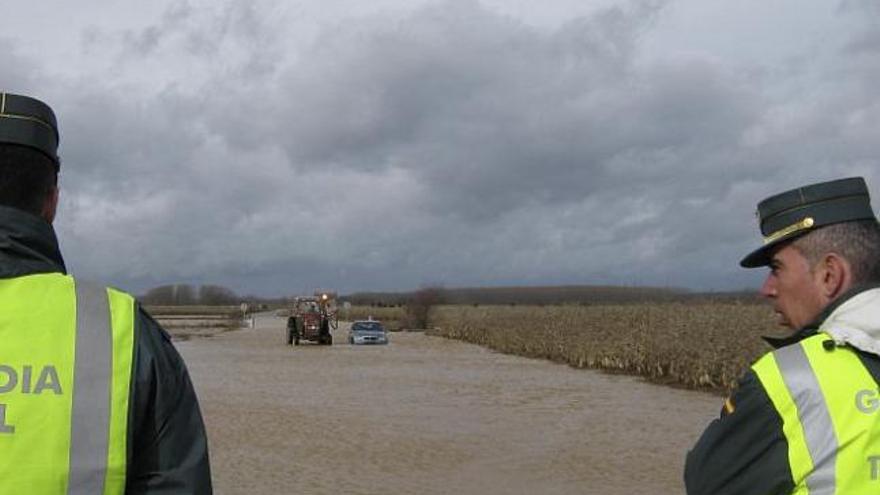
[422, 303, 778, 392]
[144, 305, 247, 340]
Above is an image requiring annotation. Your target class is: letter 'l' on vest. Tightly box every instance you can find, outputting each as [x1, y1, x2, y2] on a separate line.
[0, 273, 135, 495]
[753, 333, 880, 494]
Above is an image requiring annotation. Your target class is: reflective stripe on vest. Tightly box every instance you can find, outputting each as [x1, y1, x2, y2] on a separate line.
[0, 273, 134, 495]
[753, 333, 880, 494]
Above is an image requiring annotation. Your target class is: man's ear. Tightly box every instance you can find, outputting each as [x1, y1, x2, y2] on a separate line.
[816, 252, 853, 301]
[41, 185, 59, 224]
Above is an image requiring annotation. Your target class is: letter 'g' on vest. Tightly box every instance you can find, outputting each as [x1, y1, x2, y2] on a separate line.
[0, 273, 135, 495]
[753, 333, 880, 494]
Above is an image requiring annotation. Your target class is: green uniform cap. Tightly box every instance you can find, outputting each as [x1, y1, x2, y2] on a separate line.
[0, 92, 60, 165]
[741, 177, 878, 268]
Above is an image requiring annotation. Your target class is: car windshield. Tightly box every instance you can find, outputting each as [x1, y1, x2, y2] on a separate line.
[352, 322, 384, 332]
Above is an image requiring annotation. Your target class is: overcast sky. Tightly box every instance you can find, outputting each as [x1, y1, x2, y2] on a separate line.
[2, 0, 878, 296]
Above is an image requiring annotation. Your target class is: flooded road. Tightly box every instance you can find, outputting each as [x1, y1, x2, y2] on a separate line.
[178, 313, 721, 495]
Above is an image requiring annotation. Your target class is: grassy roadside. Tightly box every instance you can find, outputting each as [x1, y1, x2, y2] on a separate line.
[144, 305, 246, 340]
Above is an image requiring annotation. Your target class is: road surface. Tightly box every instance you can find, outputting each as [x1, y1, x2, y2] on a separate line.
[177, 312, 720, 495]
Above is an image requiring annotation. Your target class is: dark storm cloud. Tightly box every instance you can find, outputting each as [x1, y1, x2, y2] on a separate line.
[247, 0, 876, 291]
[5, 0, 879, 294]
[193, 0, 765, 288]
[209, 0, 763, 223]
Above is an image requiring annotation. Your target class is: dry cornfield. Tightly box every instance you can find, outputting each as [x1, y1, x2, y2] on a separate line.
[392, 303, 782, 392]
[343, 305, 407, 330]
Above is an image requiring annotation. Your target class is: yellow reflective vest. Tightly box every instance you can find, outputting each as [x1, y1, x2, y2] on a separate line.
[753, 333, 880, 494]
[0, 273, 135, 495]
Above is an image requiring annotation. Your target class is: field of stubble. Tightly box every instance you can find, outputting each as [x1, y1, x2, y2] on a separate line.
[350, 302, 780, 391]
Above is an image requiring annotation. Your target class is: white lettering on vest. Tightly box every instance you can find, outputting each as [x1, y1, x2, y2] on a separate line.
[0, 365, 63, 395]
[0, 404, 14, 434]
[869, 456, 880, 481]
[856, 389, 880, 414]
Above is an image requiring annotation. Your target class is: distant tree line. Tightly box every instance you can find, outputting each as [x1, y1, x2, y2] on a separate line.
[343, 285, 763, 307]
[141, 283, 763, 308]
[140, 284, 242, 306]
[140, 284, 314, 308]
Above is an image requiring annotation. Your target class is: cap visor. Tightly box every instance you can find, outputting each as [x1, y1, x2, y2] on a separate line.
[740, 244, 773, 268]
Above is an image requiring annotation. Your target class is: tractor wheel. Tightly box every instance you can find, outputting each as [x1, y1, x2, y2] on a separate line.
[320, 319, 331, 345]
[286, 317, 299, 346]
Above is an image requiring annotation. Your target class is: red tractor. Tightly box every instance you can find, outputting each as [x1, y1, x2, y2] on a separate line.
[286, 293, 338, 346]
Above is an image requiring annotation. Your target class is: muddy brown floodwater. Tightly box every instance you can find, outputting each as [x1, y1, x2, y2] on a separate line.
[177, 313, 721, 495]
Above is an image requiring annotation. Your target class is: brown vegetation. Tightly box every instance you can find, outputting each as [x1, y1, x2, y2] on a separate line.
[344, 305, 406, 330]
[403, 286, 445, 329]
[417, 303, 780, 392]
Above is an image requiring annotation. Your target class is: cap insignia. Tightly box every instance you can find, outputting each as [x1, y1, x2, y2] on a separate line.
[763, 217, 815, 245]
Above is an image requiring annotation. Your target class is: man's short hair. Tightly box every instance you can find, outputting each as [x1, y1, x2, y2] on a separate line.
[0, 143, 58, 216]
[792, 220, 880, 285]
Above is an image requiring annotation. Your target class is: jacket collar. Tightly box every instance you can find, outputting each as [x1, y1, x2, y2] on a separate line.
[818, 285, 880, 357]
[763, 283, 880, 352]
[0, 205, 66, 277]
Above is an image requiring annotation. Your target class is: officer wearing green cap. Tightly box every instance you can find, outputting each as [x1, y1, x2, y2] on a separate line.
[685, 177, 880, 494]
[0, 92, 212, 493]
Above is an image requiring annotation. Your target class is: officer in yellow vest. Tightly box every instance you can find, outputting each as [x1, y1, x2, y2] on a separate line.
[0, 93, 212, 493]
[686, 177, 880, 494]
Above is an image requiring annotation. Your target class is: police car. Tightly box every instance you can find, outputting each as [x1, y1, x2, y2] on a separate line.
[347, 320, 389, 345]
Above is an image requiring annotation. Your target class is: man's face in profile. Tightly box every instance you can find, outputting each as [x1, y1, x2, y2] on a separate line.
[760, 242, 826, 330]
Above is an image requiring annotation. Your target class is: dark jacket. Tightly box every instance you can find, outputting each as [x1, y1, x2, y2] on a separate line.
[0, 206, 212, 494]
[684, 286, 880, 495]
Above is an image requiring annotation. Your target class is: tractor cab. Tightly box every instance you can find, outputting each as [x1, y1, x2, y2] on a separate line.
[286, 293, 338, 346]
